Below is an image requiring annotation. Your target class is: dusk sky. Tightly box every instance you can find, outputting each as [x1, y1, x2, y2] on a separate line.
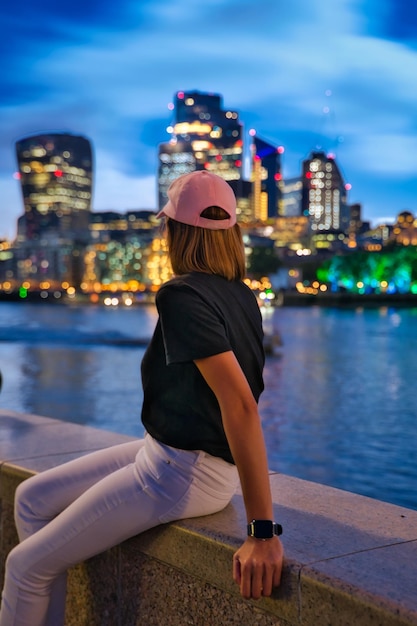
[1, 0, 417, 239]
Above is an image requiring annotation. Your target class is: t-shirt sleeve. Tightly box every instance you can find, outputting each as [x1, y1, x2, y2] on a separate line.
[156, 282, 232, 365]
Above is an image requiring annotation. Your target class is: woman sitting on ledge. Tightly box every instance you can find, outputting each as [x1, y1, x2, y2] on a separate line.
[0, 170, 284, 626]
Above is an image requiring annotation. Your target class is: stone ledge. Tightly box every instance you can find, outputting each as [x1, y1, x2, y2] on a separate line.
[1, 409, 417, 625]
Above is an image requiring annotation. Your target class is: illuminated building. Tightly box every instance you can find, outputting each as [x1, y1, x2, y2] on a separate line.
[15, 133, 93, 242]
[85, 210, 163, 291]
[89, 211, 128, 242]
[0, 241, 15, 288]
[356, 224, 388, 251]
[391, 210, 417, 246]
[348, 203, 362, 234]
[310, 230, 349, 252]
[251, 136, 283, 220]
[228, 179, 253, 223]
[157, 141, 196, 211]
[242, 232, 278, 278]
[84, 238, 158, 293]
[270, 216, 310, 252]
[14, 133, 93, 289]
[343, 202, 364, 249]
[279, 177, 302, 217]
[89, 210, 158, 243]
[158, 90, 244, 211]
[146, 235, 172, 288]
[301, 151, 349, 232]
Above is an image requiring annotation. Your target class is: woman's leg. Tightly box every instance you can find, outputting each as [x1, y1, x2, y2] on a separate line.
[14, 439, 145, 541]
[1, 435, 238, 626]
[1, 439, 144, 626]
[18, 439, 144, 625]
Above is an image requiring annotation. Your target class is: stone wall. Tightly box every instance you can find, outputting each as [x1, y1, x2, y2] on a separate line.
[1, 409, 417, 625]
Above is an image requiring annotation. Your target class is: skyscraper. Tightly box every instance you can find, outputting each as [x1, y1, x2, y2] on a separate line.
[301, 151, 349, 232]
[14, 133, 93, 288]
[279, 177, 303, 217]
[15, 133, 93, 242]
[251, 136, 283, 220]
[158, 91, 244, 211]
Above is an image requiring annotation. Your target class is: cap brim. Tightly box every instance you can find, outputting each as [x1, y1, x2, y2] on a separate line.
[156, 209, 167, 220]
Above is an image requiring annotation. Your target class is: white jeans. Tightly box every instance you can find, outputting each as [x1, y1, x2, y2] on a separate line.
[0, 434, 239, 626]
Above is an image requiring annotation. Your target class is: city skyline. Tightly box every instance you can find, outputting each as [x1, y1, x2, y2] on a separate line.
[1, 0, 417, 239]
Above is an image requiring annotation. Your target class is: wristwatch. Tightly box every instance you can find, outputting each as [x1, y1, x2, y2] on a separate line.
[247, 519, 283, 539]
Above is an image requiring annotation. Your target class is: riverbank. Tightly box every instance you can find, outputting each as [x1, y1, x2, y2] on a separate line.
[2, 288, 417, 309]
[275, 290, 417, 308]
[0, 290, 155, 305]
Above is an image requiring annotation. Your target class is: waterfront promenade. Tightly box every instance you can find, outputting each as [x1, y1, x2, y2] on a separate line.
[1, 408, 417, 625]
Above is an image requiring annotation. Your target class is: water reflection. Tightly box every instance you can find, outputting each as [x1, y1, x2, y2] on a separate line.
[1, 302, 417, 511]
[260, 306, 417, 509]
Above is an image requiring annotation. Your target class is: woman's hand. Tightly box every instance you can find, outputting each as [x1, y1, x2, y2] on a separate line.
[233, 536, 284, 600]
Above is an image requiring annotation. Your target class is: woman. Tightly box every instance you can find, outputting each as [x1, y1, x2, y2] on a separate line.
[0, 170, 284, 626]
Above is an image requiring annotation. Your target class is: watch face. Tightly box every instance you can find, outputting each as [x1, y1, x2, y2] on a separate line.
[247, 520, 282, 538]
[254, 520, 273, 538]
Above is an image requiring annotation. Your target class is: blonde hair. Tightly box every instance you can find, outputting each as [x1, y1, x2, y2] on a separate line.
[166, 207, 246, 281]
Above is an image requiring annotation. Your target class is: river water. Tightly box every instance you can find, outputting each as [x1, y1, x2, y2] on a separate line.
[0, 301, 416, 511]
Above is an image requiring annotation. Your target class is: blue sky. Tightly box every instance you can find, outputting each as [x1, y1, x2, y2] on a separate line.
[1, 0, 417, 239]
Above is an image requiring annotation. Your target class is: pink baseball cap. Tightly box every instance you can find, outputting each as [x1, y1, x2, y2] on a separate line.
[157, 170, 237, 230]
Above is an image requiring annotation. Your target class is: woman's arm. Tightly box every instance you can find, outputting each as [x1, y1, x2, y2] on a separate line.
[194, 351, 283, 600]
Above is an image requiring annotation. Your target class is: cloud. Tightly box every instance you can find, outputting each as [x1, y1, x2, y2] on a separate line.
[346, 133, 417, 175]
[93, 150, 157, 209]
[0, 175, 21, 239]
[1, 0, 417, 239]
[94, 172, 157, 211]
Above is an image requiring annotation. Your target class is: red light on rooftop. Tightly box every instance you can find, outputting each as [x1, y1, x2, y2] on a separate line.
[177, 91, 184, 99]
[13, 172, 21, 180]
[306, 171, 312, 178]
[277, 146, 285, 154]
[327, 152, 335, 159]
[249, 128, 256, 136]
[54, 170, 63, 177]
[274, 173, 282, 181]
[345, 183, 352, 190]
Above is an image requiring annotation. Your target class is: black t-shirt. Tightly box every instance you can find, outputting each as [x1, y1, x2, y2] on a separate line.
[140, 272, 265, 463]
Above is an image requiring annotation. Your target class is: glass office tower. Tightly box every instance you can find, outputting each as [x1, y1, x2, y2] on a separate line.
[158, 91, 244, 211]
[252, 136, 282, 220]
[279, 177, 303, 217]
[15, 133, 93, 242]
[301, 151, 349, 231]
[14, 133, 93, 288]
